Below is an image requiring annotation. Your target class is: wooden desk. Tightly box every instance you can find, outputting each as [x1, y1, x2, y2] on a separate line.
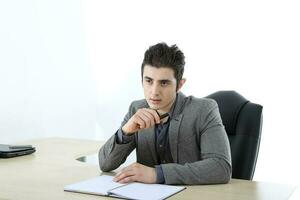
[0, 138, 296, 200]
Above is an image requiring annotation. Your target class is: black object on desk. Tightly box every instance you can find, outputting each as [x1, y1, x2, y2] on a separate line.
[0, 144, 36, 158]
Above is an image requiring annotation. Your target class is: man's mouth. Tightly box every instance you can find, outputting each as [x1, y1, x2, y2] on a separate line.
[149, 98, 162, 104]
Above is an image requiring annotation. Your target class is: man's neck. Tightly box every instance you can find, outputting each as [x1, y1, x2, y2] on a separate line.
[157, 95, 177, 115]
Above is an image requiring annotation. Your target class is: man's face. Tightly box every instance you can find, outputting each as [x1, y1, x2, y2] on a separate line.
[142, 65, 181, 113]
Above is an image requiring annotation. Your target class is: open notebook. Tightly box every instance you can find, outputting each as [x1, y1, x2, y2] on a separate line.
[64, 175, 185, 200]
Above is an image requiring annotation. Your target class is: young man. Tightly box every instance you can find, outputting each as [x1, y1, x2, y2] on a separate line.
[99, 43, 232, 185]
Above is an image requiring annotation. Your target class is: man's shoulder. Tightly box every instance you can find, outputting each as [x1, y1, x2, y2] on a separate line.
[185, 95, 218, 110]
[179, 95, 219, 119]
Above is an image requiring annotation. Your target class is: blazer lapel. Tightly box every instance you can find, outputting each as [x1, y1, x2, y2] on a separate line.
[168, 92, 187, 163]
[169, 114, 183, 163]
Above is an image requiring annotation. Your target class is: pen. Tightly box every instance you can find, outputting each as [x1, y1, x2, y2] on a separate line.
[9, 145, 33, 149]
[159, 112, 169, 120]
[155, 110, 169, 120]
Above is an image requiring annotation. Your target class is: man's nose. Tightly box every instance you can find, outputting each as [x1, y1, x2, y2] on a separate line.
[151, 83, 160, 96]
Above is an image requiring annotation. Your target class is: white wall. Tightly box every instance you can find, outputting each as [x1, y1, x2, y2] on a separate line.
[0, 0, 96, 143]
[1, 0, 299, 186]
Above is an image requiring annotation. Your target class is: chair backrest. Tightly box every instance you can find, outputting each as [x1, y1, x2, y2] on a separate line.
[206, 91, 263, 180]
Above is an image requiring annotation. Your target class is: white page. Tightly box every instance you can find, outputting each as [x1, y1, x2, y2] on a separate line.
[109, 182, 186, 200]
[64, 175, 125, 196]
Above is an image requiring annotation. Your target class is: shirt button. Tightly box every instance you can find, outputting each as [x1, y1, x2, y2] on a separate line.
[159, 144, 163, 148]
[162, 160, 166, 163]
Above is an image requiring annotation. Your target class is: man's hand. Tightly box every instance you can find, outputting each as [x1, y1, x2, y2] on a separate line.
[113, 163, 157, 184]
[122, 108, 160, 135]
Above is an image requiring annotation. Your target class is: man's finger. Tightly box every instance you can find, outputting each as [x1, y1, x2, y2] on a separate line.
[134, 115, 146, 129]
[113, 164, 135, 181]
[138, 112, 151, 128]
[113, 170, 135, 182]
[118, 175, 136, 184]
[114, 167, 132, 178]
[139, 111, 155, 128]
[147, 109, 161, 124]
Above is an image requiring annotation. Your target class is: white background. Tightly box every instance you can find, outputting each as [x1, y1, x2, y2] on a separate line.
[0, 0, 299, 187]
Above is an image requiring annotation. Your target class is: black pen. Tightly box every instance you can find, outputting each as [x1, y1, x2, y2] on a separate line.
[159, 112, 169, 120]
[155, 110, 169, 120]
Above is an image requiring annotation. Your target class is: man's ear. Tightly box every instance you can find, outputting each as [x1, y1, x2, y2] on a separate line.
[176, 78, 186, 92]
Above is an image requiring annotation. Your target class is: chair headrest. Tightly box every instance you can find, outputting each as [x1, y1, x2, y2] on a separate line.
[206, 91, 249, 135]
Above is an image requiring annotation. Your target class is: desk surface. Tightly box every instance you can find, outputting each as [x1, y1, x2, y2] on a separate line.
[0, 138, 296, 200]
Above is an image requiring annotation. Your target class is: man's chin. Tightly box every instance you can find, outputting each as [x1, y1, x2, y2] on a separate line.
[148, 103, 161, 110]
[149, 105, 160, 110]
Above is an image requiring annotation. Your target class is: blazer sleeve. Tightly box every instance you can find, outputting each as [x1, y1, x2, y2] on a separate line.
[161, 100, 232, 185]
[98, 103, 137, 172]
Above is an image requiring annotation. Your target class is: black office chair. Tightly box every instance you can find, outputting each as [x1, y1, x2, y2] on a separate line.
[206, 91, 263, 180]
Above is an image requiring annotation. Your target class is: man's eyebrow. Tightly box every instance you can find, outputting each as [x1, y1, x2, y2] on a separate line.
[159, 79, 171, 82]
[144, 76, 172, 82]
[144, 76, 153, 80]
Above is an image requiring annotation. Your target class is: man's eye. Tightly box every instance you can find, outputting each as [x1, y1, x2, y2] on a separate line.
[161, 81, 169, 86]
[145, 79, 152, 84]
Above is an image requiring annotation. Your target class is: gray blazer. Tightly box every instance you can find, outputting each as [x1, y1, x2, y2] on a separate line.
[99, 92, 232, 185]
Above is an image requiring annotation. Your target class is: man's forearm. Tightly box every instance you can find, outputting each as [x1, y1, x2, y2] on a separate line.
[99, 131, 136, 172]
[161, 157, 232, 185]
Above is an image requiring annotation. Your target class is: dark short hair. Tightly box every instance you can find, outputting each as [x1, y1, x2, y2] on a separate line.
[141, 42, 185, 87]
